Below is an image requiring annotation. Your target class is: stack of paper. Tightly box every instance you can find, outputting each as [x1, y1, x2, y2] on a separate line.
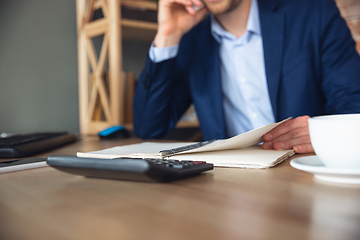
[77, 119, 295, 169]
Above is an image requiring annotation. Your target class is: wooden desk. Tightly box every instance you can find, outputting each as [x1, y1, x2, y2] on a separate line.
[1, 137, 359, 240]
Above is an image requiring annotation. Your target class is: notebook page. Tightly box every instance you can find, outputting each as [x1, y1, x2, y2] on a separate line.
[173, 118, 291, 155]
[168, 146, 295, 168]
[77, 142, 196, 159]
[77, 118, 291, 161]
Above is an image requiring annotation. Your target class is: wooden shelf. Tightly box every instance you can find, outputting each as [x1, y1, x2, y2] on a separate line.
[83, 17, 158, 41]
[76, 0, 158, 134]
[76, 0, 198, 135]
[122, 0, 158, 10]
[122, 19, 158, 42]
[121, 0, 158, 41]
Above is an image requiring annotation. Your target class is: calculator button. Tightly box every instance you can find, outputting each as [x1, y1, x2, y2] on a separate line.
[144, 158, 156, 161]
[193, 161, 206, 165]
[172, 165, 184, 169]
[167, 160, 178, 163]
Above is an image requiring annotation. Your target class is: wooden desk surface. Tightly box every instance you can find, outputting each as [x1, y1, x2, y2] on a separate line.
[0, 137, 359, 240]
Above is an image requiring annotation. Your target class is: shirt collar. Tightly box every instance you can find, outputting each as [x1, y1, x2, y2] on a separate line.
[211, 0, 261, 43]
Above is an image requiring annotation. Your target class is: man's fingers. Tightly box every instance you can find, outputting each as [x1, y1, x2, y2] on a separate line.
[165, 0, 206, 15]
[263, 136, 314, 153]
[262, 141, 273, 150]
[262, 116, 315, 154]
[170, 0, 203, 10]
[185, 6, 196, 14]
[272, 135, 311, 150]
[263, 116, 310, 141]
[268, 125, 309, 143]
[293, 143, 314, 153]
[169, 0, 195, 6]
[185, 0, 205, 14]
[263, 134, 311, 150]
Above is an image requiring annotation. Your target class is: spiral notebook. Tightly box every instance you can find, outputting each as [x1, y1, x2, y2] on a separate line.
[77, 119, 295, 169]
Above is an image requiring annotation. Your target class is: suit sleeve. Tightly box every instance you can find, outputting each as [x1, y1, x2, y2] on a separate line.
[320, 0, 360, 114]
[133, 54, 192, 139]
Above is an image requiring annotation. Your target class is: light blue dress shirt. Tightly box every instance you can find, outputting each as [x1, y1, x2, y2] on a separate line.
[149, 0, 275, 137]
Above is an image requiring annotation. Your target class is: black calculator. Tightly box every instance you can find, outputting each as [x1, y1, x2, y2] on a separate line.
[47, 156, 213, 182]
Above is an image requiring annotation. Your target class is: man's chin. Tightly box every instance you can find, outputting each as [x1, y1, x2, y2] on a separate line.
[205, 3, 229, 15]
[204, 0, 240, 15]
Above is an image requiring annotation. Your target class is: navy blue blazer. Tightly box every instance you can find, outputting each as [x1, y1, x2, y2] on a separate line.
[133, 0, 360, 140]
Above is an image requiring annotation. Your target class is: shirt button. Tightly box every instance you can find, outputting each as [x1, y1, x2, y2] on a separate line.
[240, 77, 246, 83]
[251, 112, 258, 118]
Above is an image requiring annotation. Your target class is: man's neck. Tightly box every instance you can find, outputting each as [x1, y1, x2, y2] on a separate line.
[215, 0, 251, 38]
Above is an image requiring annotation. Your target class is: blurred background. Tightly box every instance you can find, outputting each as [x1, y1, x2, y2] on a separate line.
[0, 0, 151, 134]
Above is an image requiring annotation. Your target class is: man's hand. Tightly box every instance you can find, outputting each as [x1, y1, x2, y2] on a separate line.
[154, 0, 208, 47]
[262, 116, 314, 153]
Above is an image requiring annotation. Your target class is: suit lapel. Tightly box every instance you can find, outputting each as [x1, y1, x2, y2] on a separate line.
[196, 18, 226, 138]
[258, 0, 285, 121]
[204, 36, 224, 130]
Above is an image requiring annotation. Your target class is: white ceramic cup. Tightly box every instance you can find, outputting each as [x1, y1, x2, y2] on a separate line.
[308, 114, 360, 169]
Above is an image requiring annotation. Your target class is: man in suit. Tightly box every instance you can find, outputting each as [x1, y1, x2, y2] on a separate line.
[133, 0, 360, 153]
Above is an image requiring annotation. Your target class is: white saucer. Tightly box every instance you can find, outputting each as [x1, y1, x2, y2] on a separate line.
[290, 156, 360, 184]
